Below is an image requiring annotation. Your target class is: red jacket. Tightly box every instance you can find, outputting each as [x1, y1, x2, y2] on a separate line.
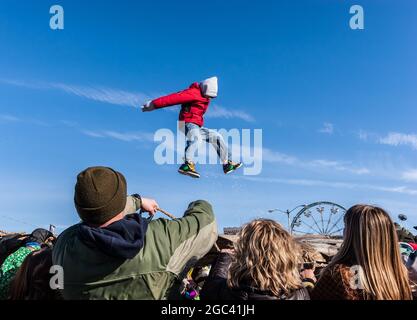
[152, 83, 210, 127]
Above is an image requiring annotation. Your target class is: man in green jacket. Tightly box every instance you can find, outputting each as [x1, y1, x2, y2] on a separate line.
[52, 166, 217, 300]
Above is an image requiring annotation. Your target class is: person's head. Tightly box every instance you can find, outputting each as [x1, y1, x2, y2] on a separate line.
[227, 219, 303, 296]
[74, 166, 127, 227]
[26, 228, 55, 247]
[329, 204, 412, 300]
[200, 77, 218, 99]
[9, 247, 60, 300]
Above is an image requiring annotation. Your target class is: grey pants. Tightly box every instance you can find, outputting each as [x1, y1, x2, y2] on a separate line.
[184, 122, 231, 164]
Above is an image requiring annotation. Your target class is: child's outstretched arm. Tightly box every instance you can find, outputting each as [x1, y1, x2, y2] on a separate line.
[142, 87, 197, 112]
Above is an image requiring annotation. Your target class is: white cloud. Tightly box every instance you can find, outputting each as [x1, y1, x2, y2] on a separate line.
[0, 79, 45, 90]
[402, 169, 417, 182]
[319, 122, 334, 135]
[262, 148, 369, 175]
[239, 176, 417, 196]
[0, 114, 49, 126]
[1, 78, 148, 108]
[310, 159, 370, 175]
[262, 148, 298, 165]
[0, 114, 20, 122]
[151, 104, 255, 122]
[358, 130, 370, 141]
[1, 79, 256, 121]
[206, 104, 255, 122]
[81, 130, 106, 138]
[379, 132, 417, 150]
[81, 130, 154, 143]
[377, 186, 417, 196]
[50, 83, 148, 108]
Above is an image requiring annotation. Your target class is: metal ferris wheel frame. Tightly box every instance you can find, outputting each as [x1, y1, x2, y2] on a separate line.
[290, 201, 347, 237]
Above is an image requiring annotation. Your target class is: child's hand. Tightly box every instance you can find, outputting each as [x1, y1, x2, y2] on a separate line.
[142, 101, 156, 112]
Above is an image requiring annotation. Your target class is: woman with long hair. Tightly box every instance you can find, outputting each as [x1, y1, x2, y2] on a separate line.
[311, 205, 413, 300]
[201, 219, 309, 300]
[9, 247, 61, 300]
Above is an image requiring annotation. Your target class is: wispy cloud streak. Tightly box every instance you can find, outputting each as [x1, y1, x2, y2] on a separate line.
[379, 132, 417, 150]
[205, 105, 255, 122]
[50, 83, 148, 108]
[310, 159, 370, 175]
[0, 114, 20, 122]
[262, 148, 370, 175]
[318, 122, 334, 135]
[402, 169, 417, 182]
[81, 130, 154, 142]
[0, 78, 148, 108]
[239, 176, 417, 195]
[1, 79, 255, 121]
[0, 114, 49, 126]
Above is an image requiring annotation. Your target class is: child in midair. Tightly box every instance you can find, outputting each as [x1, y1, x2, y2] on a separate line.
[142, 77, 242, 178]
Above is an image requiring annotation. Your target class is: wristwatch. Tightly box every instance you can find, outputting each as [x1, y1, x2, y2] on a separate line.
[131, 194, 142, 211]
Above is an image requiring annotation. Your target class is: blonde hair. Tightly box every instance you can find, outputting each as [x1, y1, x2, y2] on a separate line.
[227, 219, 303, 296]
[328, 205, 412, 300]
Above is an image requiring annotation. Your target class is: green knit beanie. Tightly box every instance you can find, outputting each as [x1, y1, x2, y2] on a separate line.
[74, 167, 127, 226]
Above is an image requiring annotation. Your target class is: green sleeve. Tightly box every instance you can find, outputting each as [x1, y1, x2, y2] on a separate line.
[146, 200, 218, 275]
[0, 247, 32, 274]
[0, 247, 33, 300]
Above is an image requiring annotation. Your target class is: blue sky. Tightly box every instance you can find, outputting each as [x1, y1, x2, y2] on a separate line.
[0, 0, 417, 233]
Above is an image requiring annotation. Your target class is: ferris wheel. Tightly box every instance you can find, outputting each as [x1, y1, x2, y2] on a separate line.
[290, 201, 347, 237]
